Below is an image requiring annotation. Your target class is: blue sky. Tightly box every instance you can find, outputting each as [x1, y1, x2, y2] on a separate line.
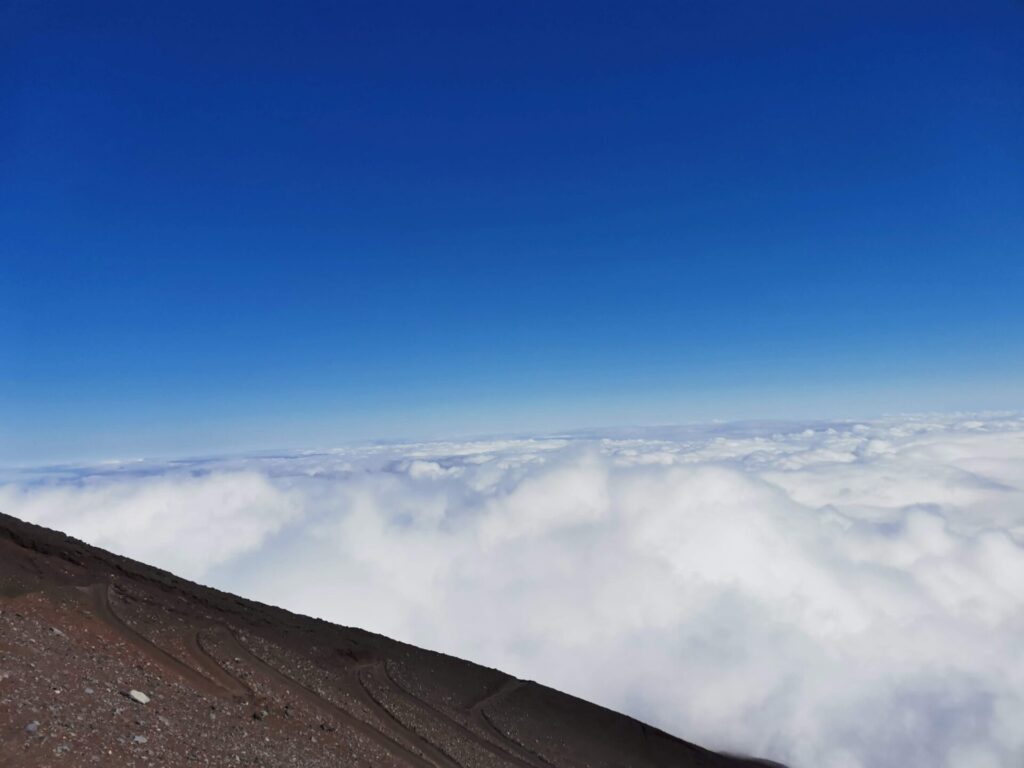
[3, 0, 1022, 463]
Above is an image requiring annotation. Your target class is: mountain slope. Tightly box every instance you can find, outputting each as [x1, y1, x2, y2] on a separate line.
[0, 512, 779, 767]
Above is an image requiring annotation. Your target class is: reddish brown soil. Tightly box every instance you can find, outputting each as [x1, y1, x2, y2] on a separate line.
[0, 512, 780, 767]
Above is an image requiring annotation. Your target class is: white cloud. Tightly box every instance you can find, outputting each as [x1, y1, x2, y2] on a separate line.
[0, 470, 301, 580]
[2, 414, 1023, 767]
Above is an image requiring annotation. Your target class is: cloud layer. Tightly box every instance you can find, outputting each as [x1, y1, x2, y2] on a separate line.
[3, 414, 1024, 767]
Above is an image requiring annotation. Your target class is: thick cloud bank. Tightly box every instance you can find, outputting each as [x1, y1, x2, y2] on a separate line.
[3, 414, 1024, 767]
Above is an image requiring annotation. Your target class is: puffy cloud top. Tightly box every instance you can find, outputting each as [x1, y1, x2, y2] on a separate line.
[3, 414, 1023, 767]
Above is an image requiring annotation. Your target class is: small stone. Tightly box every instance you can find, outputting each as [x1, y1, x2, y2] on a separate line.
[26, 720, 40, 734]
[132, 735, 148, 744]
[50, 627, 65, 637]
[252, 709, 268, 721]
[128, 690, 150, 704]
[84, 687, 94, 695]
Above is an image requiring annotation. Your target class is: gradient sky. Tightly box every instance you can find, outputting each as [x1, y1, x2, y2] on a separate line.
[3, 0, 1023, 463]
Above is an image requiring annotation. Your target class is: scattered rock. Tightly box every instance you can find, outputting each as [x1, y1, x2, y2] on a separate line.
[0, 510, 768, 768]
[127, 690, 150, 704]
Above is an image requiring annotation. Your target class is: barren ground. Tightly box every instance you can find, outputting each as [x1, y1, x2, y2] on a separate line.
[0, 512, 778, 767]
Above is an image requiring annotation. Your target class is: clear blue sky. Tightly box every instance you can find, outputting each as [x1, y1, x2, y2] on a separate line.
[3, 1, 1022, 463]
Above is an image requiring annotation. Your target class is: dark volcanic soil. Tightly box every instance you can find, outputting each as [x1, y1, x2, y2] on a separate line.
[0, 512, 779, 767]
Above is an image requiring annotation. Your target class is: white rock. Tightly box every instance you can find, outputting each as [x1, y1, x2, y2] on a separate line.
[128, 690, 150, 704]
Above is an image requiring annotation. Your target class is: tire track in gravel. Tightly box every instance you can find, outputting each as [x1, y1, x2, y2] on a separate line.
[467, 677, 567, 768]
[218, 627, 458, 768]
[186, 627, 251, 697]
[346, 660, 465, 768]
[362, 661, 556, 768]
[80, 583, 230, 698]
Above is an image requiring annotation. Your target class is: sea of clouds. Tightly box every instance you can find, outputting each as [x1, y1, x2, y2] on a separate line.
[2, 413, 1023, 768]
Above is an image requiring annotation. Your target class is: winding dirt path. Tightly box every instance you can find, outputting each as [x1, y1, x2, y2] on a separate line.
[216, 628, 453, 768]
[364, 662, 555, 768]
[75, 586, 465, 768]
[186, 627, 251, 698]
[468, 677, 567, 768]
[72, 583, 561, 768]
[80, 583, 229, 698]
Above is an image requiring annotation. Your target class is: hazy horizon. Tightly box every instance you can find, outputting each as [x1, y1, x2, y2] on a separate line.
[5, 412, 1024, 766]
[4, 1, 1023, 466]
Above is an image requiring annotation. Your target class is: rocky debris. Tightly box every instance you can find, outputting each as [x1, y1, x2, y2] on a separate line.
[127, 689, 150, 704]
[0, 511, 782, 768]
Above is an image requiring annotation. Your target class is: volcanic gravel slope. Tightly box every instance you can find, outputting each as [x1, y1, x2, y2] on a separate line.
[0, 512, 780, 767]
